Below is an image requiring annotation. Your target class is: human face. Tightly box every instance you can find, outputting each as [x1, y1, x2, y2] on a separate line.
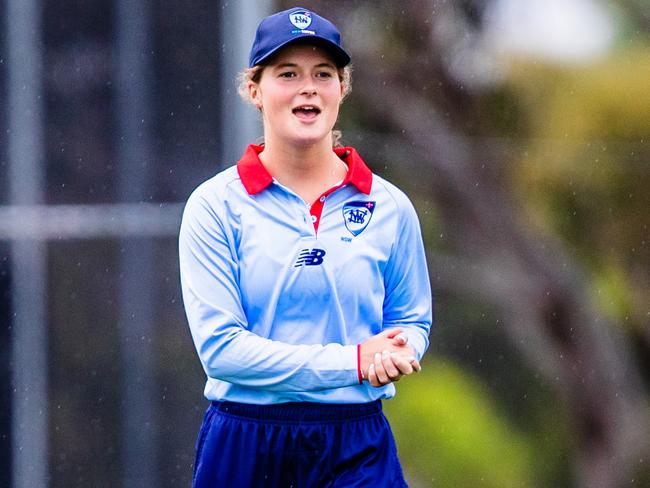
[249, 44, 344, 148]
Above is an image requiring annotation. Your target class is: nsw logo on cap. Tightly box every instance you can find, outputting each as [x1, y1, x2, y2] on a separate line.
[289, 10, 312, 30]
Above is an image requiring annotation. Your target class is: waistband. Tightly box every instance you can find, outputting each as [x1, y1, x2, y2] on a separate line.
[210, 399, 382, 423]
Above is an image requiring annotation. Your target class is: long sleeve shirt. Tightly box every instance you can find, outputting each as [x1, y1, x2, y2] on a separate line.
[179, 144, 432, 404]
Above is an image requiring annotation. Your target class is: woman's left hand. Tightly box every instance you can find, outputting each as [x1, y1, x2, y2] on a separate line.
[367, 349, 421, 387]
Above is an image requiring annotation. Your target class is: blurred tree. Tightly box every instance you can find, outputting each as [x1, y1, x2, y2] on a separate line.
[510, 45, 650, 349]
[618, 0, 650, 34]
[384, 359, 534, 488]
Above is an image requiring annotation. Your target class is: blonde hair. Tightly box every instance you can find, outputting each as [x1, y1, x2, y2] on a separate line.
[237, 64, 353, 147]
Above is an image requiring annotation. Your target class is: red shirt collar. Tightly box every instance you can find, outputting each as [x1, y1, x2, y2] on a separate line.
[236, 144, 373, 196]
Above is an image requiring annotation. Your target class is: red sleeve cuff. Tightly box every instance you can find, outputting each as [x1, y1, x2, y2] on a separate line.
[357, 344, 364, 384]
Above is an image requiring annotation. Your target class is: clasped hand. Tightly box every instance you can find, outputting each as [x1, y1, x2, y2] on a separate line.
[359, 328, 421, 387]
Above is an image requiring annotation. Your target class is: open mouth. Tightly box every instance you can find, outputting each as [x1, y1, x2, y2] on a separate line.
[292, 105, 321, 119]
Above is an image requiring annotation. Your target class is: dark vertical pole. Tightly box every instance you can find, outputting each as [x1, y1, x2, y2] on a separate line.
[7, 0, 47, 487]
[219, 0, 271, 165]
[115, 0, 156, 486]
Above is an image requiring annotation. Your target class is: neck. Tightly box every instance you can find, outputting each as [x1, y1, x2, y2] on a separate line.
[259, 133, 341, 182]
[258, 133, 348, 205]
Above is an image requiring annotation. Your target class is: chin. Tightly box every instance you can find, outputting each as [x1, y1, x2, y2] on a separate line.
[288, 131, 332, 148]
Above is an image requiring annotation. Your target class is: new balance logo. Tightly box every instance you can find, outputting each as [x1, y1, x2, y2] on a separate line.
[294, 248, 326, 267]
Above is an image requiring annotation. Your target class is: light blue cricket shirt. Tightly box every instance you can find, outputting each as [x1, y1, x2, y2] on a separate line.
[179, 144, 432, 404]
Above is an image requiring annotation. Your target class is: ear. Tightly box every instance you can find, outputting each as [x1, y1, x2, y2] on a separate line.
[339, 80, 347, 102]
[248, 82, 263, 110]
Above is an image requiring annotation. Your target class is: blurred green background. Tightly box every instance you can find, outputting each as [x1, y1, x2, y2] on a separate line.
[1, 0, 648, 486]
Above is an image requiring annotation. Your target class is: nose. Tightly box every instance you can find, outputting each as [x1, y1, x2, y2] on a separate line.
[300, 80, 317, 96]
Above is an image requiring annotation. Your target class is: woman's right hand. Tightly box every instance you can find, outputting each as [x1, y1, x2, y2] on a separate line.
[359, 328, 421, 387]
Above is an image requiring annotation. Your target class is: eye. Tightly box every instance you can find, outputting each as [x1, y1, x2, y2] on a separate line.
[316, 71, 334, 79]
[278, 71, 296, 78]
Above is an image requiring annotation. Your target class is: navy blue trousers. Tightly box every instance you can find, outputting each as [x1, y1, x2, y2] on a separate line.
[192, 400, 408, 487]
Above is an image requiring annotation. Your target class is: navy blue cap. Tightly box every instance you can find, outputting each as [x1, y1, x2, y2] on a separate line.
[249, 7, 351, 68]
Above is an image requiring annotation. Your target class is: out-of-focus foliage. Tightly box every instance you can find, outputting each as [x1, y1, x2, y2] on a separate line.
[509, 43, 650, 332]
[384, 359, 534, 487]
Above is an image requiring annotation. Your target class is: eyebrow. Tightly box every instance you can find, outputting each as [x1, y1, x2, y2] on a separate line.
[272, 62, 336, 70]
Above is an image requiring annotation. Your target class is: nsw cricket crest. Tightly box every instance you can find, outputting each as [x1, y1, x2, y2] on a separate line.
[289, 11, 312, 30]
[342, 201, 375, 236]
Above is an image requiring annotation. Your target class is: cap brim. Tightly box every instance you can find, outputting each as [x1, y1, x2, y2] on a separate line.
[251, 35, 351, 68]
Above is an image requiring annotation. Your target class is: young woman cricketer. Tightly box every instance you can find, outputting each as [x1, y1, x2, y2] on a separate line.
[179, 7, 433, 487]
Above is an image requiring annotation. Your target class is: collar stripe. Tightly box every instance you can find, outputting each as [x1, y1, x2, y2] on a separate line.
[237, 144, 373, 196]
